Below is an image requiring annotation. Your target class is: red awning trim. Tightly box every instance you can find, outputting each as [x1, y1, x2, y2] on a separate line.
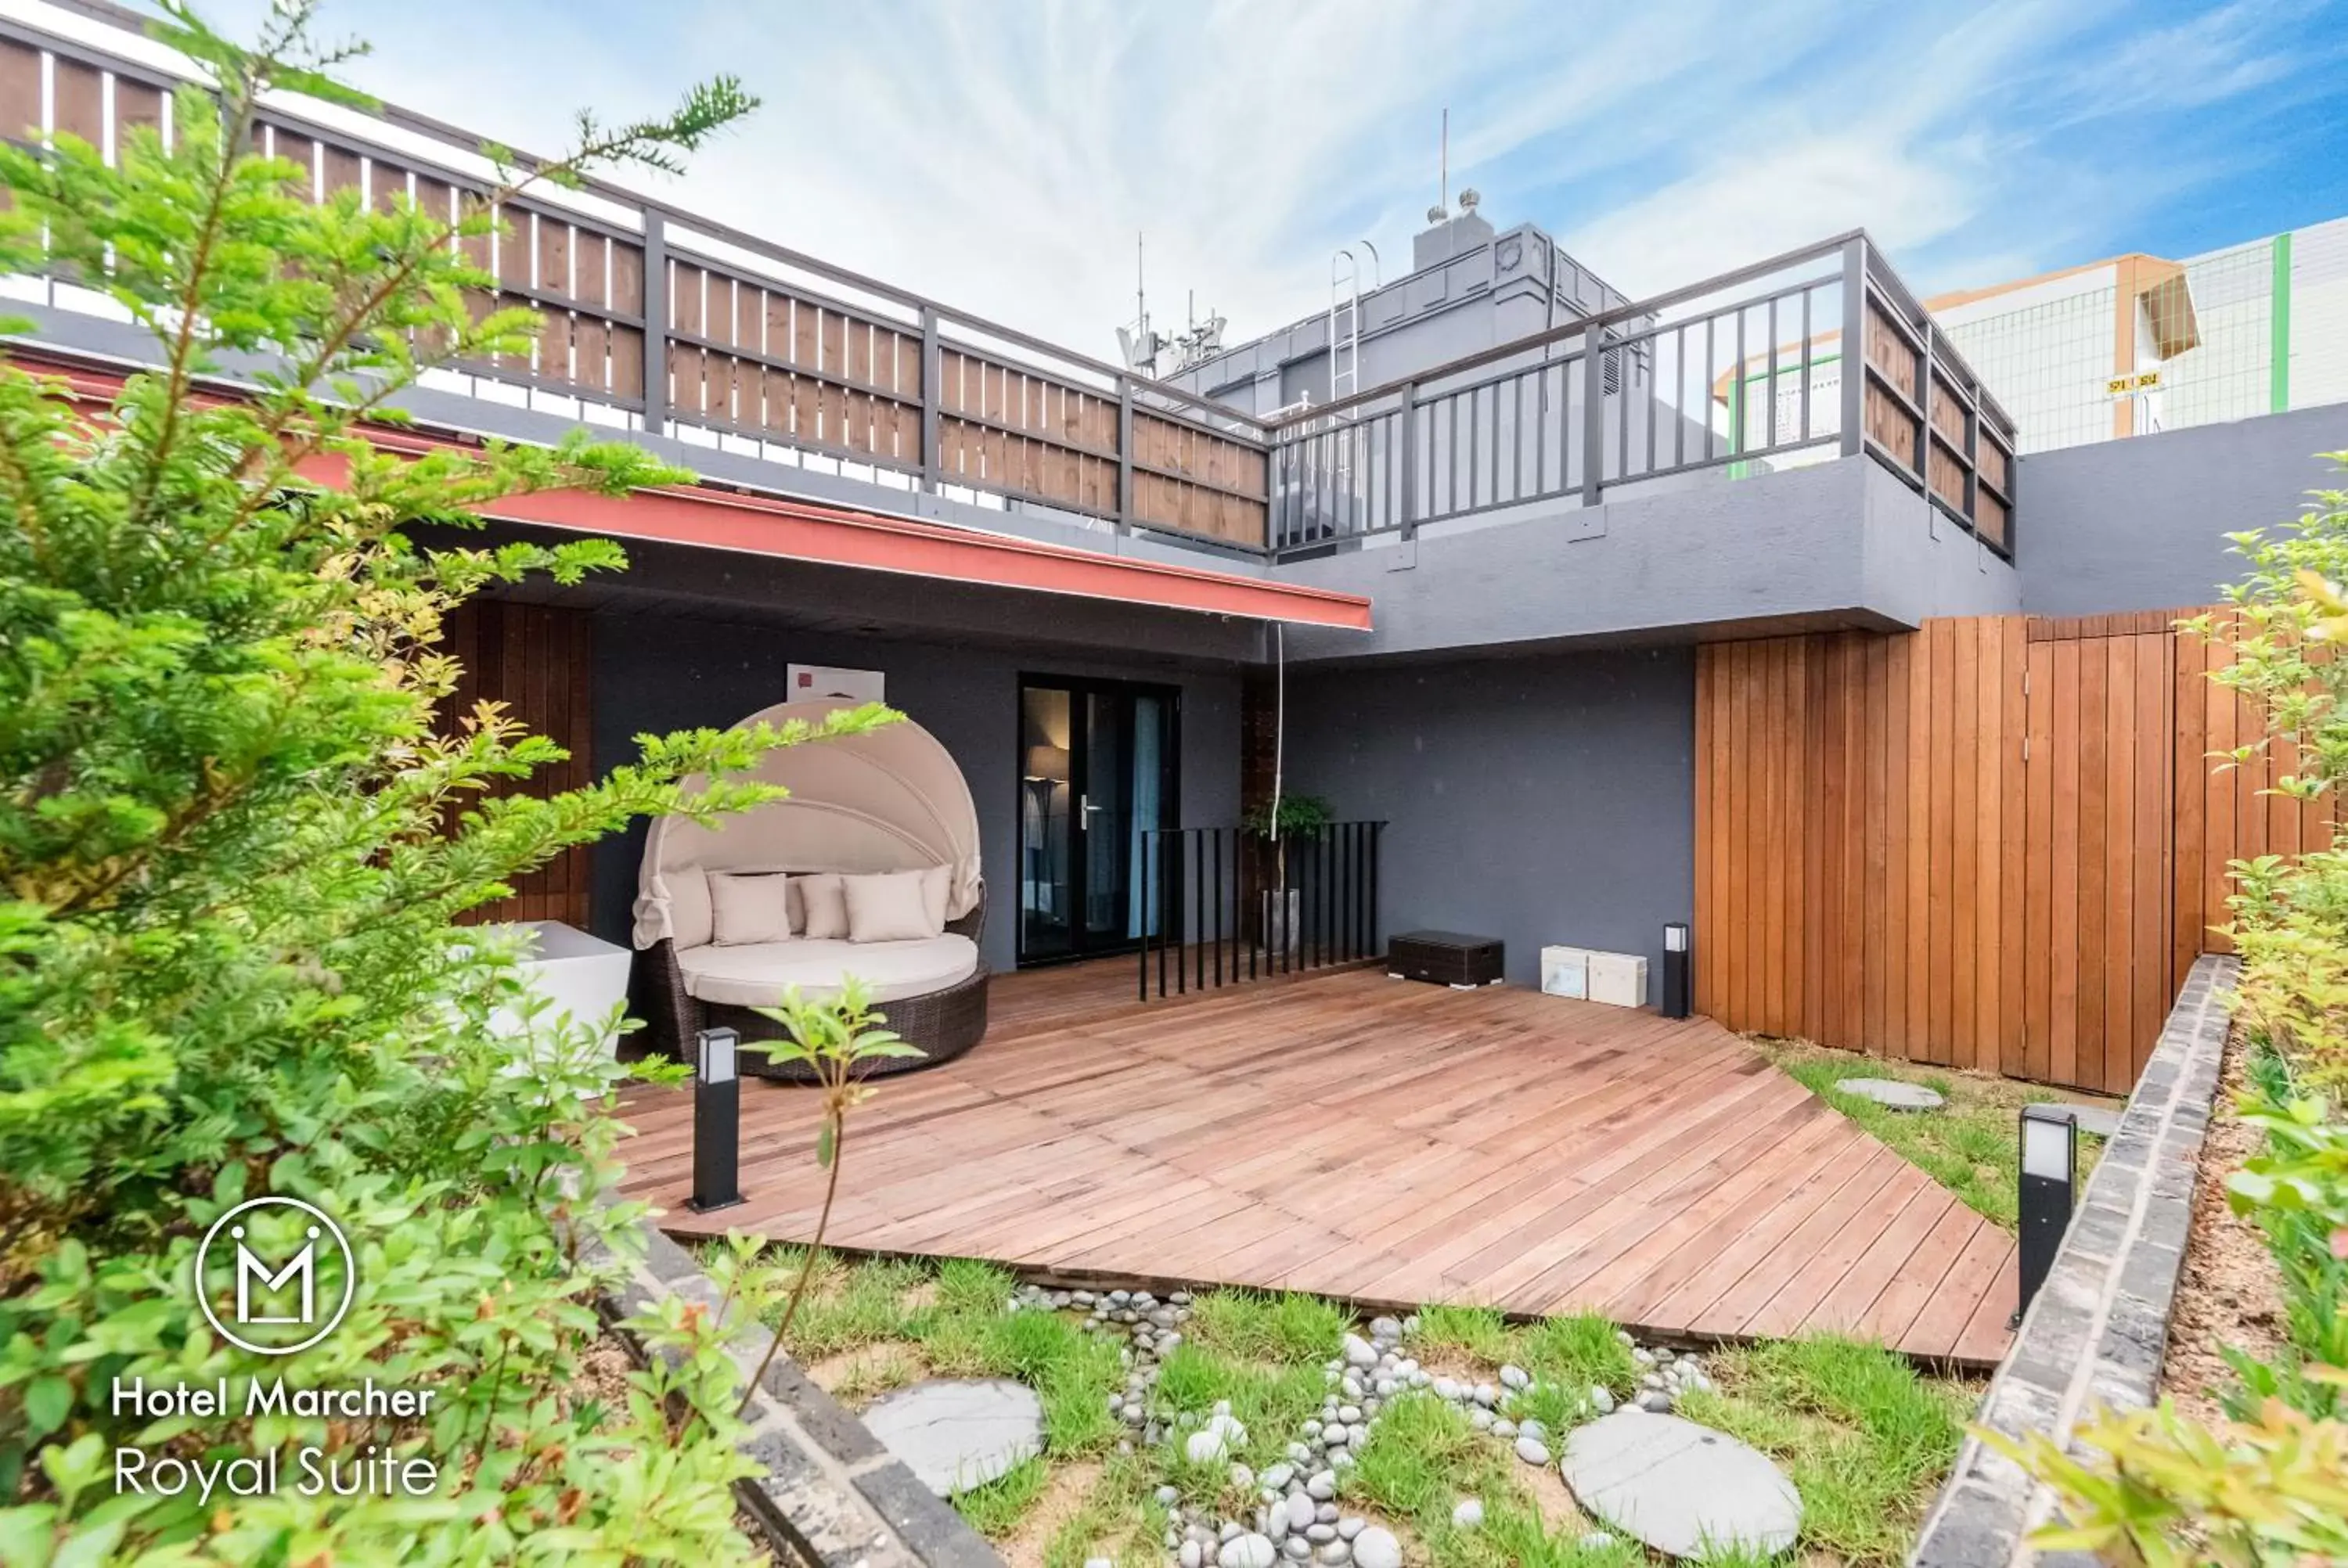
[478, 484, 1372, 629]
[6, 345, 1374, 631]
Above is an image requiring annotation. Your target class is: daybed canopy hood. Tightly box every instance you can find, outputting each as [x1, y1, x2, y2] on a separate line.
[633, 697, 982, 947]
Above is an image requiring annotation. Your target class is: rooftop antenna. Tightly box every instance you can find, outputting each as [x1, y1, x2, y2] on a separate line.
[1115, 231, 1164, 376]
[1428, 109, 1451, 225]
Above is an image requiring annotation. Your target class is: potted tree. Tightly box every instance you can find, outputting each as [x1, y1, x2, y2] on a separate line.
[1243, 793, 1334, 960]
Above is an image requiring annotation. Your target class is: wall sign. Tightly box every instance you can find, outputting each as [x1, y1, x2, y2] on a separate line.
[788, 664, 885, 703]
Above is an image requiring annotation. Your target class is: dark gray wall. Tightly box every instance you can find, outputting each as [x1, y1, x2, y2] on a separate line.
[589, 610, 1242, 974]
[2015, 405, 2348, 617]
[1279, 456, 2020, 663]
[1280, 646, 1695, 989]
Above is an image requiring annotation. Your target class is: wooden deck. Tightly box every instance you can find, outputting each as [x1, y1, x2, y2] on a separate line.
[617, 964, 2018, 1367]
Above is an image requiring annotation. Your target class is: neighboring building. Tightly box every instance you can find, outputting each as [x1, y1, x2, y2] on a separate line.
[1932, 216, 2348, 452]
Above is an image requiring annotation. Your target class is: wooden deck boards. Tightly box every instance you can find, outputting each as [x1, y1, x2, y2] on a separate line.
[616, 964, 2016, 1367]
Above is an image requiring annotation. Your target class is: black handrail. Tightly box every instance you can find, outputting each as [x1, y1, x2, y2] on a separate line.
[1137, 822, 1387, 1002]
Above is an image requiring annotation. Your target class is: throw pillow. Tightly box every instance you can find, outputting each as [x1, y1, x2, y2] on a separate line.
[665, 865, 713, 949]
[843, 869, 942, 943]
[709, 872, 792, 946]
[794, 872, 849, 940]
[919, 863, 952, 930]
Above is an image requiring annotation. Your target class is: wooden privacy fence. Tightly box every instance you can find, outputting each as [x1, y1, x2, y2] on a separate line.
[0, 23, 1271, 550]
[1694, 610, 2327, 1095]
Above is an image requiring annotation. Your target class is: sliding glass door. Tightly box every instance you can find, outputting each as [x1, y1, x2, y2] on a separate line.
[1017, 676, 1178, 964]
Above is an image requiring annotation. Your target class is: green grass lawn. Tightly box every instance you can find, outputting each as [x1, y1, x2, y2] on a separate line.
[1754, 1039, 2109, 1229]
[708, 1250, 1979, 1567]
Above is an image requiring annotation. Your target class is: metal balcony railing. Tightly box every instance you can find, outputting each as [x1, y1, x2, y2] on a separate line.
[1262, 234, 2019, 561]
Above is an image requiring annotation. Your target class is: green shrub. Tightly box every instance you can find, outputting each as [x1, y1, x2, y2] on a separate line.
[0, 5, 895, 1562]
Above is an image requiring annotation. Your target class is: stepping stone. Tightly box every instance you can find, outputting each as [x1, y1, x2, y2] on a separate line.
[1561, 1410, 1801, 1559]
[2056, 1102, 2123, 1138]
[860, 1378, 1044, 1496]
[1833, 1077, 1944, 1111]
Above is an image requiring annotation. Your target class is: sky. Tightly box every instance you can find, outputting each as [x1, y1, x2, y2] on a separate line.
[197, 0, 2348, 359]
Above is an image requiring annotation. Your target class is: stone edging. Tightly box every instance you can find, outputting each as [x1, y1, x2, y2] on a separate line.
[580, 1200, 1005, 1568]
[1907, 953, 2238, 1568]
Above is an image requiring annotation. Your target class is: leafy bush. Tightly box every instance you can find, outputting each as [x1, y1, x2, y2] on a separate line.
[1993, 1392, 2348, 1567]
[1241, 793, 1334, 840]
[0, 5, 897, 1562]
[2002, 464, 2348, 1559]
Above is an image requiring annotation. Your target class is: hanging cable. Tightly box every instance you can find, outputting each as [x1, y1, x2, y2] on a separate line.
[1270, 623, 1285, 843]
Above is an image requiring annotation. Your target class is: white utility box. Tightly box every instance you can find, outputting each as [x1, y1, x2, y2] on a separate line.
[1540, 946, 1591, 999]
[1587, 951, 1649, 1009]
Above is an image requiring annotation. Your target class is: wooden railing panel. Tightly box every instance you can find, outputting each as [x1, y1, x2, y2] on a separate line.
[52, 55, 100, 146]
[0, 39, 38, 139]
[1861, 303, 1921, 468]
[1129, 410, 1269, 547]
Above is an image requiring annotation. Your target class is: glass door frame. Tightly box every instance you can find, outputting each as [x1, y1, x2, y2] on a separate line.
[1014, 673, 1182, 968]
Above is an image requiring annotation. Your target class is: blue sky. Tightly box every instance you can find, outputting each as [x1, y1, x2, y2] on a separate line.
[197, 0, 2348, 354]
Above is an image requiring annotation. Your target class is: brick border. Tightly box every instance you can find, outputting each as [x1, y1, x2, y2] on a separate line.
[1908, 954, 2238, 1568]
[579, 1202, 1005, 1568]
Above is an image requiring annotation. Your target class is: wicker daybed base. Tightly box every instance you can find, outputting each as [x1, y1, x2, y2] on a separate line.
[639, 899, 989, 1082]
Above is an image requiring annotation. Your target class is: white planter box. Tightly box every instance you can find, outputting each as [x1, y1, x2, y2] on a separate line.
[488, 920, 632, 1060]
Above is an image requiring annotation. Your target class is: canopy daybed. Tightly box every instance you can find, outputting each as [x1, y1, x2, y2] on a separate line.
[632, 698, 988, 1079]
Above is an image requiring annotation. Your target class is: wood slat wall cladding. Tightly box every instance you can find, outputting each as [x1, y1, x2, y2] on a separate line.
[1695, 610, 2328, 1095]
[441, 600, 594, 929]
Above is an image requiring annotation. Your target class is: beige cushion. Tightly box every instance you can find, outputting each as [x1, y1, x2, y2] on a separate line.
[794, 872, 848, 939]
[920, 864, 952, 931]
[844, 870, 941, 943]
[674, 935, 979, 1007]
[666, 866, 712, 949]
[709, 872, 791, 946]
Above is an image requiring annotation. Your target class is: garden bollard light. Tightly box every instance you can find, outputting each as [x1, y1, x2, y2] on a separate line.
[2013, 1103, 2077, 1325]
[1661, 922, 1691, 1019]
[689, 1026, 745, 1214]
